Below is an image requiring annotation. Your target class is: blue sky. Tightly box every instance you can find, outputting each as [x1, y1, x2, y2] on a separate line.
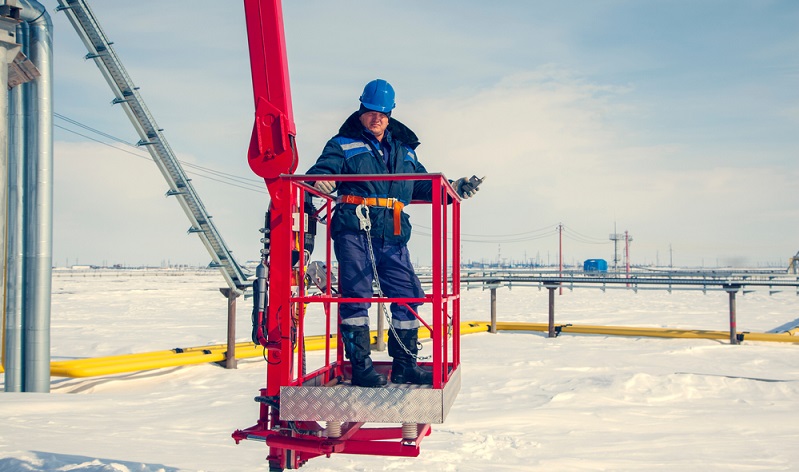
[49, 1, 798, 268]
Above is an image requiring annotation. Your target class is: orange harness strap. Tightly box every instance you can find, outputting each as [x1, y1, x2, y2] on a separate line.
[337, 195, 405, 236]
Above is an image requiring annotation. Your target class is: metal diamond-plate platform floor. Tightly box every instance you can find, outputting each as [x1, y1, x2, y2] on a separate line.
[280, 366, 461, 424]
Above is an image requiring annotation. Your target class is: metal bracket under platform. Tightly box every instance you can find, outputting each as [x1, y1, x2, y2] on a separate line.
[280, 364, 461, 424]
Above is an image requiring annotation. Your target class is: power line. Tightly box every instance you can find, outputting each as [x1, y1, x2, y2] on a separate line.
[562, 225, 611, 245]
[414, 222, 559, 242]
[53, 115, 616, 248]
[54, 113, 267, 187]
[562, 224, 609, 243]
[53, 113, 268, 194]
[416, 220, 612, 245]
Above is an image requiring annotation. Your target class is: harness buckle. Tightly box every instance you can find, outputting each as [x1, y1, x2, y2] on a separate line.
[355, 204, 371, 232]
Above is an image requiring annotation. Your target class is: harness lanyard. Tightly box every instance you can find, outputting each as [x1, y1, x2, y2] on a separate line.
[354, 204, 428, 360]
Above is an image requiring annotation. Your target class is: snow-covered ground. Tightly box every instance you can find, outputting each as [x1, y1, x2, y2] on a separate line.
[2, 269, 798, 471]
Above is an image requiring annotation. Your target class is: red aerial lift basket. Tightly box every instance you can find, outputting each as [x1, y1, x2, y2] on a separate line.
[233, 173, 462, 470]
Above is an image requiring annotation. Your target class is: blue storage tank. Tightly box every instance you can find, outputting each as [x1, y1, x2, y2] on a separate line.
[583, 259, 608, 273]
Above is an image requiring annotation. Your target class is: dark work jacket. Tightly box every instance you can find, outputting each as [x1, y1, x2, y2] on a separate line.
[306, 112, 434, 245]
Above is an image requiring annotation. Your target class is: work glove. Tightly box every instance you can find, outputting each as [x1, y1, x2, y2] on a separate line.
[454, 175, 485, 199]
[314, 180, 336, 194]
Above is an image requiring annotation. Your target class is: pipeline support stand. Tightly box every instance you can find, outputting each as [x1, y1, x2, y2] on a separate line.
[489, 285, 498, 334]
[724, 284, 741, 345]
[376, 301, 386, 351]
[544, 283, 559, 338]
[220, 288, 241, 369]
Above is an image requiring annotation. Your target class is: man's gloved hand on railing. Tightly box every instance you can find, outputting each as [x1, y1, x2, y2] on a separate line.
[454, 175, 485, 199]
[314, 180, 336, 195]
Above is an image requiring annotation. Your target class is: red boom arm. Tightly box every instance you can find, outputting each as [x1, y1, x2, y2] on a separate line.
[243, 0, 298, 183]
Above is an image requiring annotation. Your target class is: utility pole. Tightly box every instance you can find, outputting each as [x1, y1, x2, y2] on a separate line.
[558, 223, 563, 295]
[624, 231, 633, 287]
[624, 231, 632, 276]
[609, 231, 624, 270]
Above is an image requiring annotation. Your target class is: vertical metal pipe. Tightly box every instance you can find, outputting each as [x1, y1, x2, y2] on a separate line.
[0, 51, 5, 354]
[3, 15, 28, 393]
[0, 20, 20, 387]
[19, 0, 52, 393]
[3, 79, 25, 391]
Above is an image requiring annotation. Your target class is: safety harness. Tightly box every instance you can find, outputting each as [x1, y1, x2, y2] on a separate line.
[353, 204, 428, 360]
[337, 195, 404, 236]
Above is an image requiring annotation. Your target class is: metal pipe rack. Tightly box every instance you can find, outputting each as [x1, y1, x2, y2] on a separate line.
[458, 268, 799, 346]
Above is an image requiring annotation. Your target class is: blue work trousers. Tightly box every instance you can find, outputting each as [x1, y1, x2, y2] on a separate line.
[334, 231, 424, 329]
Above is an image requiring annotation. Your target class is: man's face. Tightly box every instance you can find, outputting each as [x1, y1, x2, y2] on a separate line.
[359, 111, 389, 139]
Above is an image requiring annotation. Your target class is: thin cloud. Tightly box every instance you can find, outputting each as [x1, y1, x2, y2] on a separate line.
[49, 1, 799, 268]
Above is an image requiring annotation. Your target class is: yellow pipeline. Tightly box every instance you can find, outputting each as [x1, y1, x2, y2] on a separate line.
[50, 335, 339, 378]
[48, 324, 480, 378]
[51, 349, 227, 378]
[47, 320, 797, 378]
[488, 321, 799, 343]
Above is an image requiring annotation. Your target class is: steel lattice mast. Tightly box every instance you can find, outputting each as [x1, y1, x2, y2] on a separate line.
[55, 0, 249, 290]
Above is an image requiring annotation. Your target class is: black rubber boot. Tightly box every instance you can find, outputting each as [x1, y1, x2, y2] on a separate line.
[340, 325, 387, 388]
[389, 328, 433, 385]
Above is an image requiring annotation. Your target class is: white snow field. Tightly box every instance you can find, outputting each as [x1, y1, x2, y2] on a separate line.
[1, 269, 798, 471]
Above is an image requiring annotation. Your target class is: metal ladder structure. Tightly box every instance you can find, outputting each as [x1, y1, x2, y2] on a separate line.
[788, 251, 799, 274]
[55, 0, 249, 291]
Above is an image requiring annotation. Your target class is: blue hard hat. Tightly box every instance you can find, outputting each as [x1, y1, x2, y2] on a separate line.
[359, 79, 396, 113]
